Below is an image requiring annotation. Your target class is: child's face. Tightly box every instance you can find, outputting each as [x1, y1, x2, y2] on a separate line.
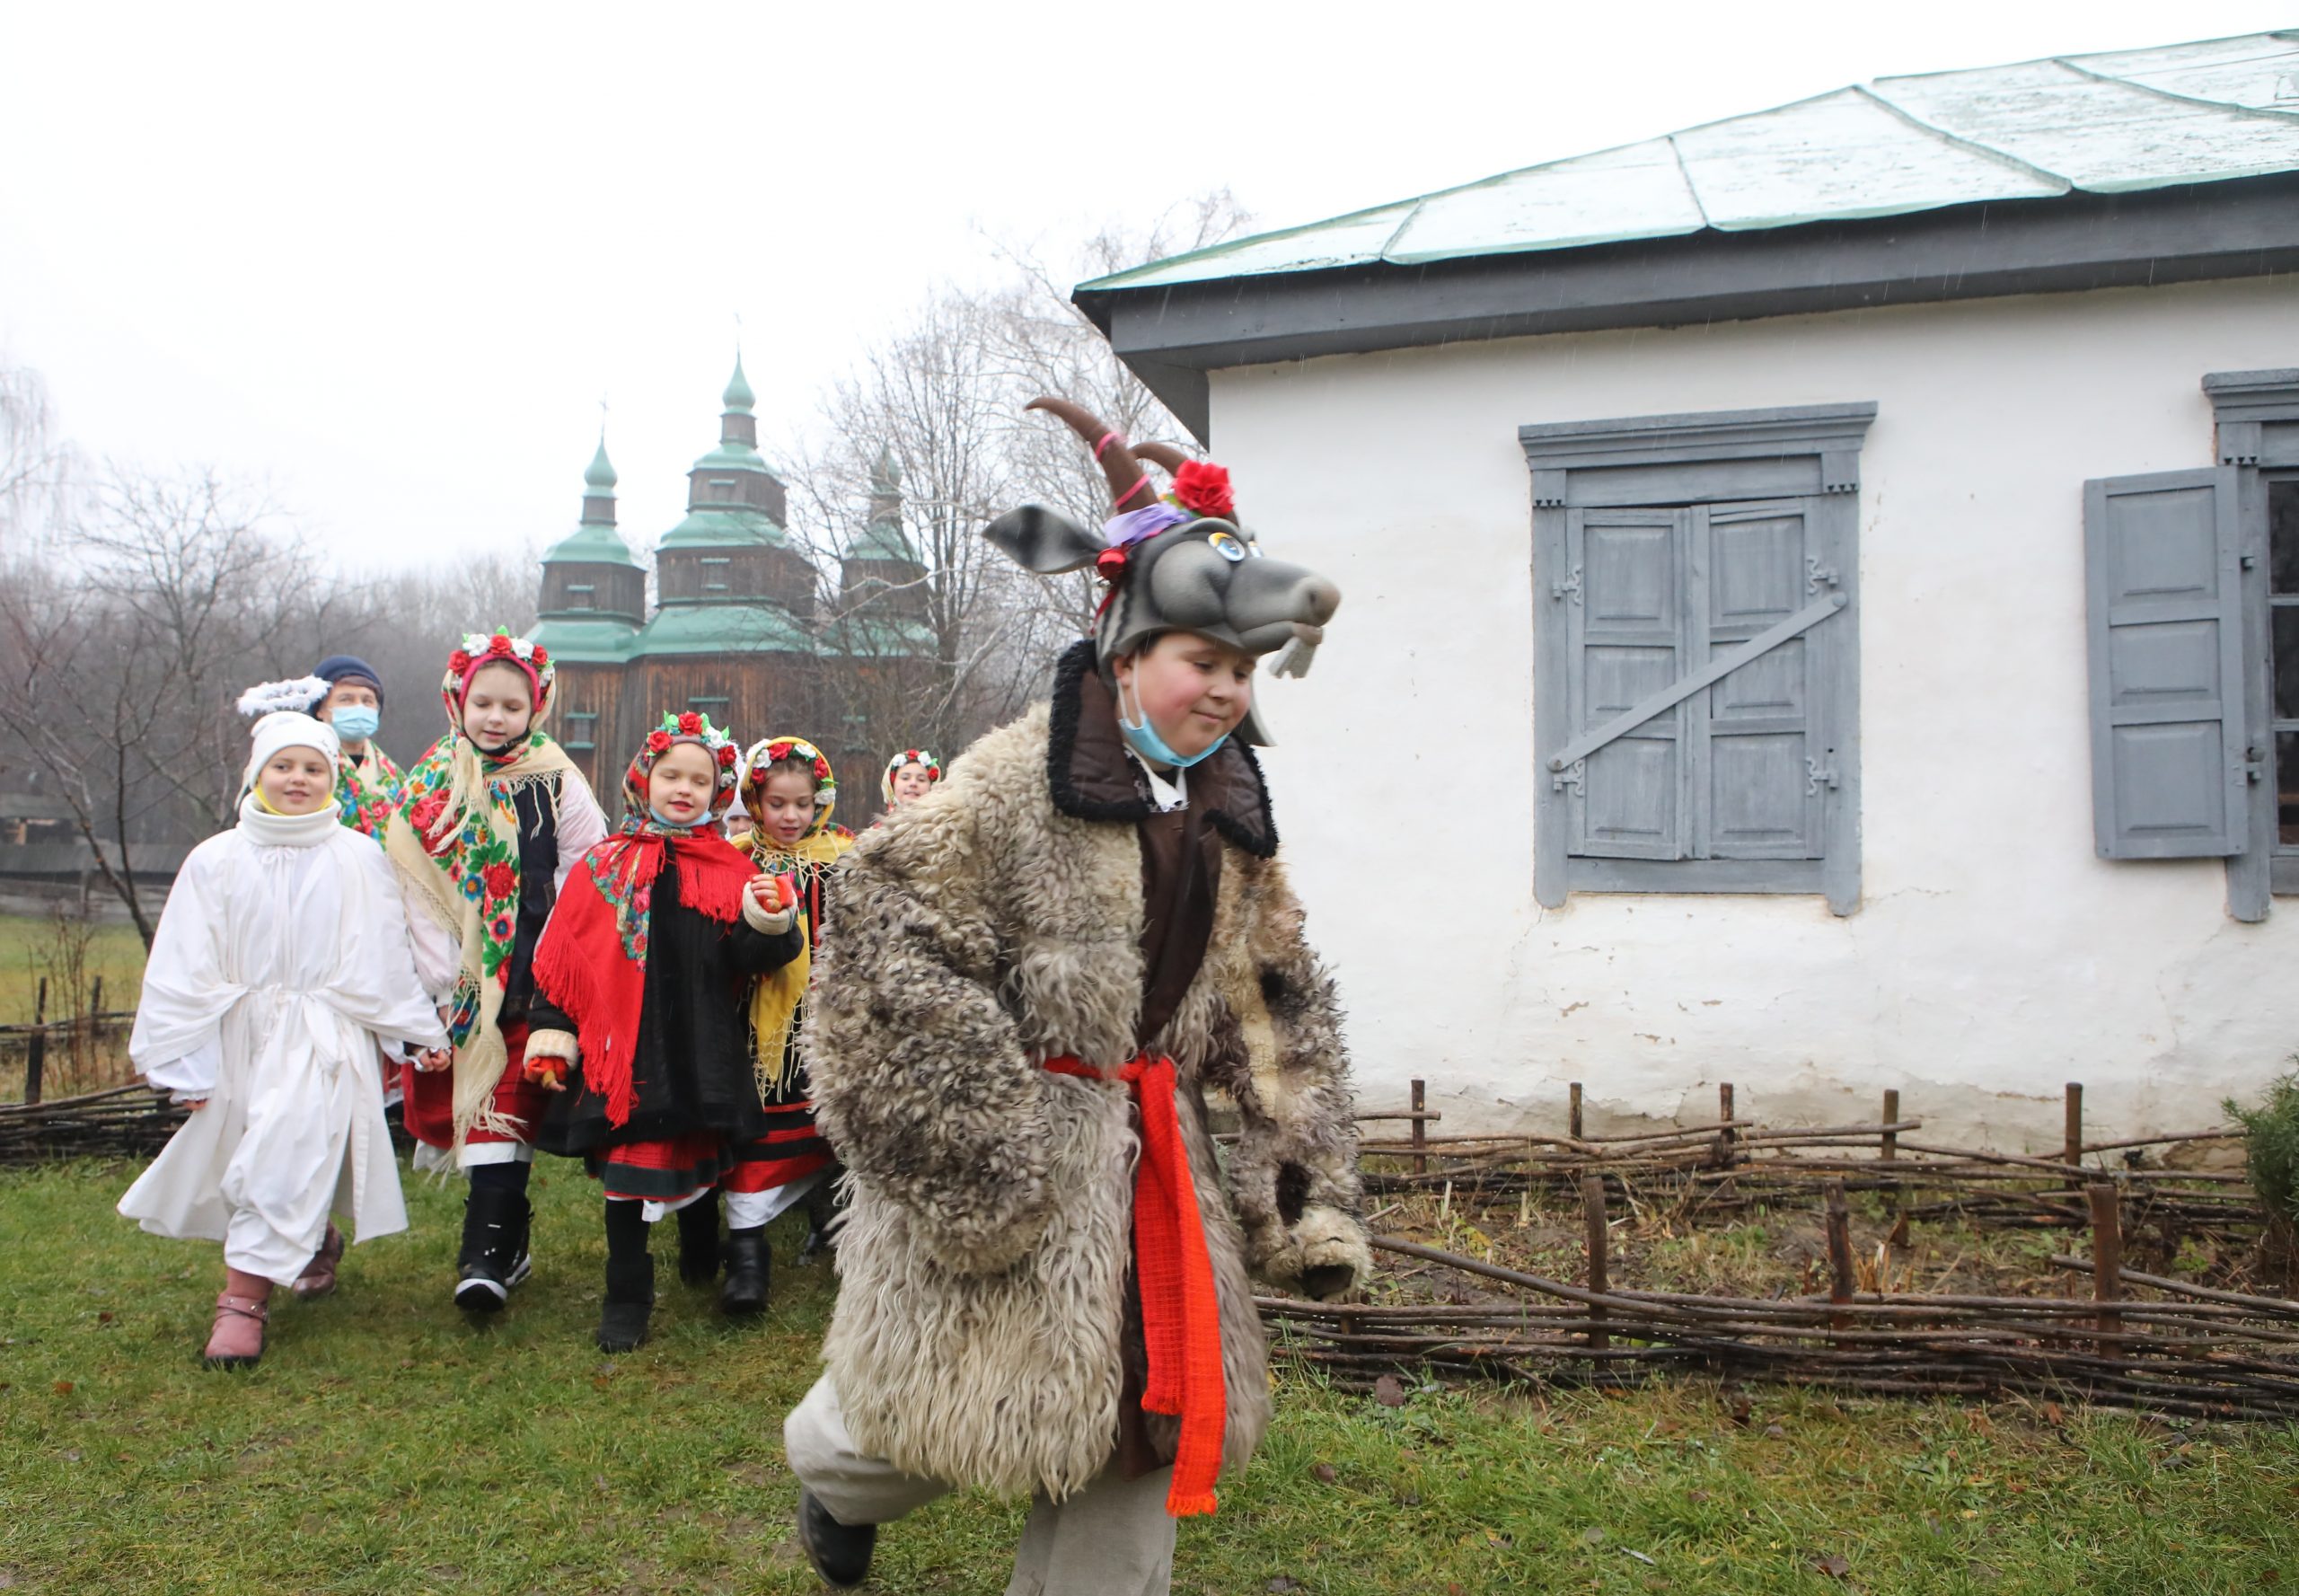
[889, 764, 933, 805]
[461, 663, 534, 747]
[756, 769, 819, 844]
[257, 747, 334, 815]
[647, 743, 718, 827]
[724, 811, 754, 842]
[1114, 632, 1255, 761]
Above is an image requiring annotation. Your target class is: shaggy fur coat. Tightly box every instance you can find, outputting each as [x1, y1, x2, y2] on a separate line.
[804, 652, 1372, 1503]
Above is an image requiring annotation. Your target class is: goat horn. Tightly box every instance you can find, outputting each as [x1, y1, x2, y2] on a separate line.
[1026, 396, 1151, 512]
[1130, 440, 1192, 475]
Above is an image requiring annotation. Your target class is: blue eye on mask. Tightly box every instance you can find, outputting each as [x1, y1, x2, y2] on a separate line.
[330, 706, 380, 743]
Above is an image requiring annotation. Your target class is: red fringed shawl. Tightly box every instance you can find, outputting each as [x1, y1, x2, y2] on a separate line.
[533, 823, 754, 1127]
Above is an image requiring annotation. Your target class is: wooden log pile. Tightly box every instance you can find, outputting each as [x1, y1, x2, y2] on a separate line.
[1259, 1080, 2295, 1421]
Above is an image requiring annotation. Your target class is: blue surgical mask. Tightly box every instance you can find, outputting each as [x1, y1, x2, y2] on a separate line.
[1116, 675, 1228, 771]
[330, 705, 380, 744]
[647, 806, 700, 831]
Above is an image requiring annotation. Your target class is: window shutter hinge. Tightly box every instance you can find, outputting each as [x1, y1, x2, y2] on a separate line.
[1805, 757, 1840, 795]
[2242, 553, 2259, 570]
[2247, 748, 2268, 783]
[1551, 758, 1586, 796]
[1806, 556, 1840, 595]
[1551, 565, 1582, 604]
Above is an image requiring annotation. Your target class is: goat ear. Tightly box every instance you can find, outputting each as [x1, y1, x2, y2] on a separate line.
[983, 505, 1104, 575]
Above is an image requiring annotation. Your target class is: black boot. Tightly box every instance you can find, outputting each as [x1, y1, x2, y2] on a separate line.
[720, 1225, 770, 1317]
[597, 1204, 654, 1353]
[796, 1177, 840, 1263]
[454, 1181, 533, 1312]
[676, 1191, 721, 1286]
[797, 1489, 876, 1589]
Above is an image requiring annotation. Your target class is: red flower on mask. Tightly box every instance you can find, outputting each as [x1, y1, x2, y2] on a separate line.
[1172, 460, 1234, 521]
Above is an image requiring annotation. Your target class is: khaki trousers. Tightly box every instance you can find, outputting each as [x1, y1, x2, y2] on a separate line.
[783, 1374, 1177, 1596]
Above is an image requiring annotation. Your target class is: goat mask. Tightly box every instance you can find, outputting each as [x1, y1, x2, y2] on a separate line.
[985, 397, 1341, 746]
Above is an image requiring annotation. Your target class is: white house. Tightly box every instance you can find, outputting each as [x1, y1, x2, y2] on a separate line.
[1076, 32, 2299, 1147]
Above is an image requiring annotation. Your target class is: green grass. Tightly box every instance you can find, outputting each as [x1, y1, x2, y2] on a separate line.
[0, 913, 146, 1022]
[4, 1162, 2299, 1594]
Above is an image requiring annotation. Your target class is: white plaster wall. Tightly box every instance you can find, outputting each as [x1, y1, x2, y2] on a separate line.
[1219, 277, 2299, 1149]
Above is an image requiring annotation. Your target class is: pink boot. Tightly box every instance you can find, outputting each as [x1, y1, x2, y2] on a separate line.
[292, 1224, 346, 1301]
[204, 1292, 269, 1370]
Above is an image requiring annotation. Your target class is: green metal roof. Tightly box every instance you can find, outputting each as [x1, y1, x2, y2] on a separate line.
[631, 600, 814, 656]
[723, 354, 754, 413]
[542, 520, 644, 568]
[1083, 31, 2299, 292]
[531, 614, 643, 664]
[656, 507, 791, 551]
[850, 516, 918, 564]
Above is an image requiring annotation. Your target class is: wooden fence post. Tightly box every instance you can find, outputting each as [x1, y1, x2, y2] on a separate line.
[2089, 1182, 2123, 1346]
[1825, 1178, 1856, 1331]
[1410, 1078, 1426, 1176]
[23, 977, 46, 1106]
[1718, 1082, 1738, 1168]
[1568, 1081, 1583, 1143]
[1581, 1173, 1609, 1352]
[2065, 1082, 2083, 1189]
[1881, 1089, 1899, 1162]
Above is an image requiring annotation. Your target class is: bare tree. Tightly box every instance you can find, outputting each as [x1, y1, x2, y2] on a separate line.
[0, 467, 343, 943]
[0, 359, 73, 549]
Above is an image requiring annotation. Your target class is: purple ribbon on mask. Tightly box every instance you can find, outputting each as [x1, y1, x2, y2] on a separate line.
[1102, 503, 1191, 550]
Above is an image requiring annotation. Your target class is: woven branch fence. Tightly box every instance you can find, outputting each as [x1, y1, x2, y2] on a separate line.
[1257, 1080, 2299, 1421]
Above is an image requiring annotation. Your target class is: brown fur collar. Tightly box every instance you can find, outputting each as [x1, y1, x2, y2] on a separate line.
[1045, 639, 1278, 860]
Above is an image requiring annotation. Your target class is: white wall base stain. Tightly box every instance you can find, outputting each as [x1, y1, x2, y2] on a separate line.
[1220, 278, 2299, 1148]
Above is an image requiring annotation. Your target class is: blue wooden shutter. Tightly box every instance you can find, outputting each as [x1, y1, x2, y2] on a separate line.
[1565, 507, 1688, 859]
[2084, 467, 2247, 860]
[1695, 500, 1831, 860]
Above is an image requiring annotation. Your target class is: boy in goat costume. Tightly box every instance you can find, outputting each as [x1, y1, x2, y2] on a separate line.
[785, 398, 1369, 1593]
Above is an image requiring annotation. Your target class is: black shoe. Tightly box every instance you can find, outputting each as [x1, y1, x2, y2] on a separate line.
[676, 1193, 721, 1286]
[454, 1186, 533, 1312]
[797, 1489, 876, 1589]
[720, 1228, 770, 1317]
[596, 1252, 653, 1353]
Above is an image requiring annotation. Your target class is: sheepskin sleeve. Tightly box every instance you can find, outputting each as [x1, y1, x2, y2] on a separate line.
[802, 749, 1054, 1276]
[1211, 856, 1374, 1301]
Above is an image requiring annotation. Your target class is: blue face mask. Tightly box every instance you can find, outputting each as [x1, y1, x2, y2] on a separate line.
[647, 806, 700, 831]
[1116, 675, 1228, 771]
[330, 705, 380, 744]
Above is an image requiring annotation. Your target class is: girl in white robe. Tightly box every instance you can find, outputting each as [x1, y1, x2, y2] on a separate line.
[119, 710, 447, 1368]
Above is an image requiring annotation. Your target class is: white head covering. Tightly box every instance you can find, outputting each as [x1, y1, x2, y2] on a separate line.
[243, 710, 341, 790]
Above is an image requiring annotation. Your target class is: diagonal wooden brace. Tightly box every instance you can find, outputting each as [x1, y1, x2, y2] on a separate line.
[1546, 591, 1846, 773]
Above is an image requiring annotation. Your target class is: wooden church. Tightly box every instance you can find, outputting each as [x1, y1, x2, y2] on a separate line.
[532, 357, 935, 817]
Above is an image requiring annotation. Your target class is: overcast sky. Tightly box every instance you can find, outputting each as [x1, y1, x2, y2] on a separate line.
[3, 2, 2291, 574]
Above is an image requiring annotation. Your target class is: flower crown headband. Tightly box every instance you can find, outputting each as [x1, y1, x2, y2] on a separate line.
[742, 737, 836, 810]
[442, 629, 555, 706]
[639, 710, 742, 792]
[883, 747, 941, 780]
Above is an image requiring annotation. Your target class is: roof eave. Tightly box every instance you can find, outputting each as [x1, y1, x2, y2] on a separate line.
[1078, 172, 2299, 445]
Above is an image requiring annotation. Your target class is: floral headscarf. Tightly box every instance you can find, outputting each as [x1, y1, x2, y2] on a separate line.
[384, 629, 574, 1150]
[533, 711, 752, 1126]
[623, 710, 742, 822]
[740, 735, 853, 1096]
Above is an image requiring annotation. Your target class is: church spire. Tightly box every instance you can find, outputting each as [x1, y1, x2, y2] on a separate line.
[720, 352, 757, 449]
[581, 429, 618, 526]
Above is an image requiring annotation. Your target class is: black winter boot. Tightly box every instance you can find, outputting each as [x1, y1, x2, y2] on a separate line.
[596, 1249, 654, 1354]
[454, 1184, 533, 1312]
[719, 1226, 770, 1317]
[797, 1489, 876, 1589]
[676, 1191, 721, 1286]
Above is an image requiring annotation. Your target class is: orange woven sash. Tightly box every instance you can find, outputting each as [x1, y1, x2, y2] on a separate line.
[1043, 1052, 1227, 1517]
